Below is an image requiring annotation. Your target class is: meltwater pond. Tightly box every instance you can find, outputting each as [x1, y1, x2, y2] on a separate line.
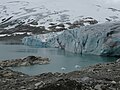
[0, 43, 117, 75]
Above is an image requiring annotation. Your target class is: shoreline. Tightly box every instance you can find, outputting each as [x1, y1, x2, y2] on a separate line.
[0, 56, 50, 68]
[0, 58, 120, 90]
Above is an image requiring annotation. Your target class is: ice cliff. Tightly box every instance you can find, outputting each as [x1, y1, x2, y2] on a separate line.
[22, 22, 120, 56]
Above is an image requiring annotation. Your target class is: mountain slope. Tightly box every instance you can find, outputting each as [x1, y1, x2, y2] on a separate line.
[0, 0, 120, 30]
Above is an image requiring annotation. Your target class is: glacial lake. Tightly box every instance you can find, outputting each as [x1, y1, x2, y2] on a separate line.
[0, 43, 117, 75]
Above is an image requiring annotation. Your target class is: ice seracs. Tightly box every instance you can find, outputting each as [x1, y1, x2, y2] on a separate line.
[22, 21, 120, 57]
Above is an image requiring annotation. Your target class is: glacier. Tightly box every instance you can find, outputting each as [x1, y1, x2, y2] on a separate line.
[22, 22, 120, 56]
[22, 31, 64, 48]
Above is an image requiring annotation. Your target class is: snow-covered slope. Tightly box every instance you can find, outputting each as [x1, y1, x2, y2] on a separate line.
[0, 0, 120, 29]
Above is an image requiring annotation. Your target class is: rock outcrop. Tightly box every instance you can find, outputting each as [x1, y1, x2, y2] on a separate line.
[0, 56, 50, 67]
[23, 21, 120, 56]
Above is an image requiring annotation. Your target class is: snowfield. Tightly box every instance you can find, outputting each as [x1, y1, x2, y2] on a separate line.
[0, 0, 120, 29]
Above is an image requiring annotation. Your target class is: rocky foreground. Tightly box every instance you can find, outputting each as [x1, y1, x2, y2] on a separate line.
[0, 59, 120, 90]
[0, 56, 50, 67]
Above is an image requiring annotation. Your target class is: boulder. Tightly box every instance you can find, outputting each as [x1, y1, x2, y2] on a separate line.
[0, 56, 50, 67]
[57, 23, 65, 27]
[40, 79, 82, 90]
[116, 58, 120, 63]
[0, 66, 3, 70]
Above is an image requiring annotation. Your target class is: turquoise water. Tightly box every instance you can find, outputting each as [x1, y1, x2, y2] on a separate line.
[0, 43, 117, 75]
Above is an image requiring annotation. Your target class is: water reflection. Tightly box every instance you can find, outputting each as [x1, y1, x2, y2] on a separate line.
[15, 48, 38, 53]
[0, 43, 117, 75]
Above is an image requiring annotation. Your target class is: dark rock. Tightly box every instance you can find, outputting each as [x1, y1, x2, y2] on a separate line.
[66, 22, 72, 25]
[28, 21, 38, 25]
[49, 23, 57, 26]
[48, 25, 57, 30]
[40, 79, 82, 90]
[1, 16, 13, 23]
[57, 23, 65, 27]
[0, 56, 50, 67]
[0, 66, 3, 70]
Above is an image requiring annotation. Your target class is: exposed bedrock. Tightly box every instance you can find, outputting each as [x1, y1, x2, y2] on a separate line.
[0, 56, 50, 67]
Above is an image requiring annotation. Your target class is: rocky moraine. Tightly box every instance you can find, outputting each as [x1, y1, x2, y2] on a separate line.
[0, 58, 120, 90]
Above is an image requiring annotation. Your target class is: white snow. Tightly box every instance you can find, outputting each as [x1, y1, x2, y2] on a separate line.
[0, 32, 32, 37]
[0, 34, 10, 37]
[13, 32, 32, 35]
[0, 0, 120, 29]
